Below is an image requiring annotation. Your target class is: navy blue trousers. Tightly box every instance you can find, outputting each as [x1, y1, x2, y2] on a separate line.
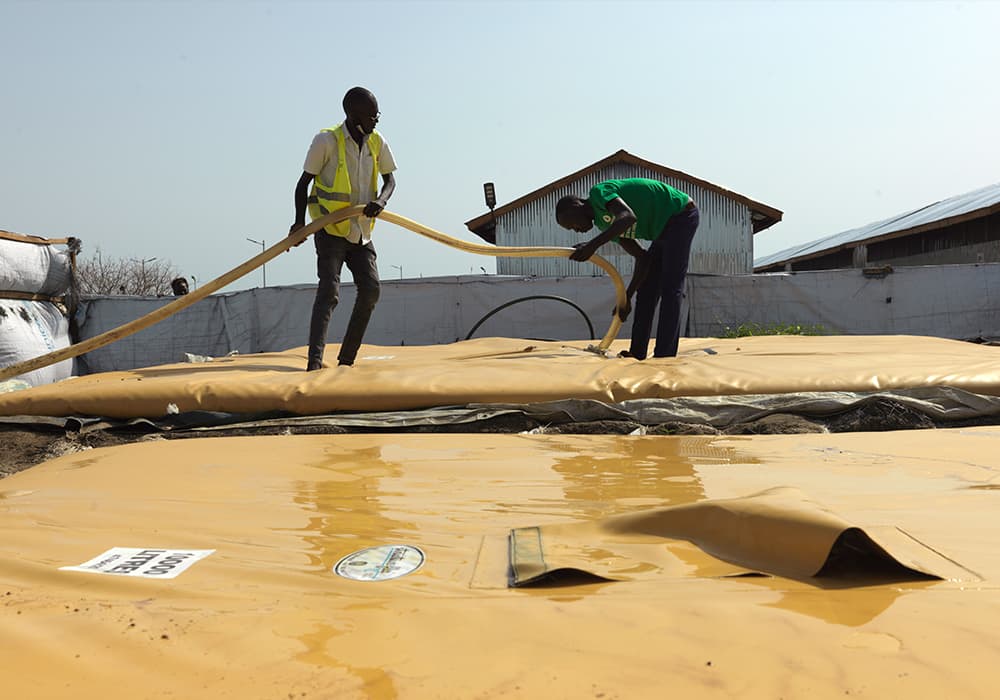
[629, 205, 700, 359]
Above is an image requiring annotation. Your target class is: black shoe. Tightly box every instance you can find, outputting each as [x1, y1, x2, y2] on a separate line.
[337, 360, 354, 367]
[306, 361, 323, 371]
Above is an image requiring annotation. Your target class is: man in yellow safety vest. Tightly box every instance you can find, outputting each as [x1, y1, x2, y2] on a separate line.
[288, 87, 397, 370]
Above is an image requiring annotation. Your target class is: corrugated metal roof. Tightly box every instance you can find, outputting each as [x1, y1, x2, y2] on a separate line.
[466, 150, 782, 243]
[754, 181, 1000, 270]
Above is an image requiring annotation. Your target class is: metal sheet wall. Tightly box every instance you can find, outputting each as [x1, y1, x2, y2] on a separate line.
[495, 163, 754, 277]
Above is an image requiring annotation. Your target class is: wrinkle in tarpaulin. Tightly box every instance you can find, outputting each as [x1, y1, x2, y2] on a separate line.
[508, 487, 976, 587]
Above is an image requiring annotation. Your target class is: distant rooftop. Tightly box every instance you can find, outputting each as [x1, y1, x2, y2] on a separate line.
[755, 181, 1000, 271]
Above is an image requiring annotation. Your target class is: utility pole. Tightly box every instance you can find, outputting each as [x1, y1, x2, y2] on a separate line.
[246, 237, 266, 287]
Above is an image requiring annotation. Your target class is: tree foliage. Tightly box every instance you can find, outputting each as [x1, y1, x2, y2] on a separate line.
[75, 248, 182, 296]
[719, 322, 829, 338]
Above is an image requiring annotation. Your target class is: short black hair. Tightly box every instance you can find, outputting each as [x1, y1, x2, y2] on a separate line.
[555, 195, 584, 218]
[343, 87, 375, 112]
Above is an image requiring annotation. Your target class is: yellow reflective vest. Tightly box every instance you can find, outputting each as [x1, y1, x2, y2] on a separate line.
[307, 125, 383, 237]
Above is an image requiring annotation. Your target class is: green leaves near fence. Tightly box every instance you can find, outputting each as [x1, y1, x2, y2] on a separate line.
[719, 322, 828, 338]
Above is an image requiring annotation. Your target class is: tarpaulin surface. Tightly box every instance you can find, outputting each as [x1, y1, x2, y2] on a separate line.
[2, 430, 1000, 698]
[2, 334, 999, 418]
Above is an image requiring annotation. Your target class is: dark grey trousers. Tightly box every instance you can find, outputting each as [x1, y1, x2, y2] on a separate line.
[307, 233, 380, 369]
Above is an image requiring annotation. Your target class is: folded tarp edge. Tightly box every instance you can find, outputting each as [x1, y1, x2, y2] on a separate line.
[508, 488, 974, 587]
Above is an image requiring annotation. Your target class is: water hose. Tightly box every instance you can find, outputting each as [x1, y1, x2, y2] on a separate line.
[0, 206, 625, 382]
[464, 295, 596, 341]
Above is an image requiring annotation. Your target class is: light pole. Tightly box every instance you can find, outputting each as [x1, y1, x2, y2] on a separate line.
[483, 182, 497, 237]
[246, 237, 266, 287]
[130, 257, 157, 293]
[391, 264, 403, 279]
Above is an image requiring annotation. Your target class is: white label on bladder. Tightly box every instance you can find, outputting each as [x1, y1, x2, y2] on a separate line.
[334, 544, 424, 581]
[60, 547, 215, 579]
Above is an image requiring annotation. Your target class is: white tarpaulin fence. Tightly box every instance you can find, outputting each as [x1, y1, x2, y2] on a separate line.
[72, 263, 1000, 375]
[690, 263, 1000, 338]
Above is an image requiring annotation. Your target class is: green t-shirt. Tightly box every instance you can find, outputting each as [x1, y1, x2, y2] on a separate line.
[588, 178, 691, 241]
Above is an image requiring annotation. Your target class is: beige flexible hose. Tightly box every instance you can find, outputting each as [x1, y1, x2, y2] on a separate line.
[0, 206, 625, 382]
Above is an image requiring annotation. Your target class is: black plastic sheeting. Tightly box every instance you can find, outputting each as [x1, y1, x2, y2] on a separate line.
[3, 386, 999, 435]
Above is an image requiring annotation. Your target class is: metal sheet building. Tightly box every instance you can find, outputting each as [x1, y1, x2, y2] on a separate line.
[465, 150, 782, 277]
[754, 181, 1000, 272]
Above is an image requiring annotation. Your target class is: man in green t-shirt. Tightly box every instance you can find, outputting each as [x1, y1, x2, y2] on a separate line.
[556, 178, 699, 359]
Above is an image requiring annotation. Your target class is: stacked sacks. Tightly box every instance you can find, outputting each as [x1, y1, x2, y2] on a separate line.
[0, 231, 77, 388]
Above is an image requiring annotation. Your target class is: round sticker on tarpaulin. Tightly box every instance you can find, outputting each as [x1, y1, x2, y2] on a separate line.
[334, 544, 425, 581]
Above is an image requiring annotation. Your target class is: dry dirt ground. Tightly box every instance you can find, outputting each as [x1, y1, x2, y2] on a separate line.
[4, 395, 997, 479]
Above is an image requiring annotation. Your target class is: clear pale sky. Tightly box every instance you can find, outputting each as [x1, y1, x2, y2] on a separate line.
[3, 0, 999, 291]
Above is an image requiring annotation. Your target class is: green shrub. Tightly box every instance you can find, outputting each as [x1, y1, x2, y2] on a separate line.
[719, 322, 828, 338]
